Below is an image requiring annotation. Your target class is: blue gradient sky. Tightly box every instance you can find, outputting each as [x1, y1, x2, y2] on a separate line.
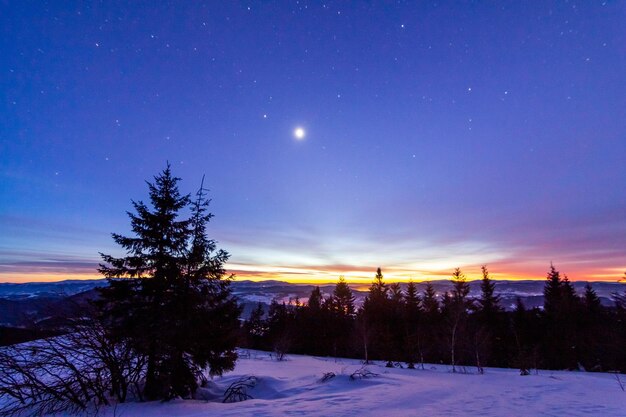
[1, 1, 625, 283]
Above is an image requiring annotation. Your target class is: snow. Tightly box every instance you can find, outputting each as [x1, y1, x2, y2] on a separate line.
[81, 350, 625, 417]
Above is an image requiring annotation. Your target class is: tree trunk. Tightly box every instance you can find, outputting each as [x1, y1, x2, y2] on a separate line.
[451, 324, 457, 373]
[144, 342, 158, 400]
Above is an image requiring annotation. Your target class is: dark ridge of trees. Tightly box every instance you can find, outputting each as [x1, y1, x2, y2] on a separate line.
[0, 327, 62, 347]
[241, 266, 626, 374]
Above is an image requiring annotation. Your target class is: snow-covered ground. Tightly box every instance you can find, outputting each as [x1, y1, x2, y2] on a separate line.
[87, 350, 625, 417]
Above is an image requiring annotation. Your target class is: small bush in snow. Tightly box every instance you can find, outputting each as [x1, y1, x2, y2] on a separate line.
[222, 376, 257, 403]
[350, 366, 379, 380]
[319, 372, 336, 383]
[0, 317, 146, 417]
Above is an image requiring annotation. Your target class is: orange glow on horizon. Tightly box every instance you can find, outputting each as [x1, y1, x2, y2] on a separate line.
[2, 265, 624, 285]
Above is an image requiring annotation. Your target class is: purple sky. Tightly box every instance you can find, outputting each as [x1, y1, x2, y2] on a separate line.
[1, 1, 625, 283]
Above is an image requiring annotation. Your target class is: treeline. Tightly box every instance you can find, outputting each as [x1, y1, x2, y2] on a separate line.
[0, 326, 61, 347]
[242, 266, 626, 373]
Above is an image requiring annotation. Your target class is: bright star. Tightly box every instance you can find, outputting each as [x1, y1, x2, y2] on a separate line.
[294, 127, 306, 140]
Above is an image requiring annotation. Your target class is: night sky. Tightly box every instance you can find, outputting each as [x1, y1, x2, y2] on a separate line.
[1, 1, 625, 284]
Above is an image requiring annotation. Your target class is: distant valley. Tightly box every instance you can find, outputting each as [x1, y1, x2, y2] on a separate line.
[1, 278, 623, 329]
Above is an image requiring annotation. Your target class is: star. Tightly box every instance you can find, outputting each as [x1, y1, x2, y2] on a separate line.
[294, 127, 306, 140]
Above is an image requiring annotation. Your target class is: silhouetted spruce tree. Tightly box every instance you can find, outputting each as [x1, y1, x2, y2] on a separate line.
[266, 300, 293, 360]
[308, 286, 323, 311]
[543, 263, 562, 316]
[419, 281, 440, 365]
[404, 280, 421, 368]
[387, 282, 405, 366]
[583, 284, 602, 313]
[360, 268, 391, 361]
[542, 265, 580, 369]
[473, 265, 504, 369]
[564, 276, 583, 368]
[326, 277, 355, 357]
[369, 267, 388, 302]
[99, 165, 191, 399]
[178, 177, 240, 389]
[446, 268, 472, 372]
[561, 276, 579, 307]
[98, 166, 240, 400]
[422, 282, 439, 315]
[579, 284, 605, 371]
[405, 280, 421, 312]
[542, 263, 569, 369]
[511, 297, 531, 375]
[451, 268, 471, 305]
[297, 286, 330, 355]
[332, 276, 355, 317]
[389, 283, 403, 303]
[477, 266, 502, 317]
[244, 303, 267, 350]
[542, 263, 563, 368]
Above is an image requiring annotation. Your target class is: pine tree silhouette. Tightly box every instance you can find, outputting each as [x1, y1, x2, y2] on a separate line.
[477, 265, 502, 316]
[332, 276, 356, 317]
[308, 286, 323, 311]
[422, 282, 439, 315]
[446, 268, 472, 372]
[98, 166, 240, 400]
[543, 263, 562, 315]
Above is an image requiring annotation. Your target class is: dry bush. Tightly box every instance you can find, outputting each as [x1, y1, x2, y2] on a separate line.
[222, 376, 257, 403]
[318, 372, 336, 383]
[0, 318, 146, 416]
[349, 365, 379, 380]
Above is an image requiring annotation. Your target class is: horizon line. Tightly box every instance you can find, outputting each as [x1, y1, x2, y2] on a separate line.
[1, 274, 624, 286]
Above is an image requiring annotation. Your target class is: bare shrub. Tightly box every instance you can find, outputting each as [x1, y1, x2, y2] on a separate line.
[0, 317, 146, 416]
[273, 334, 291, 361]
[222, 376, 257, 403]
[349, 365, 379, 380]
[318, 372, 335, 383]
[609, 371, 625, 392]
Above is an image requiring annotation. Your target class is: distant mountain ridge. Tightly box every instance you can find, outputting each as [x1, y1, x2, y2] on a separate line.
[0, 279, 109, 300]
[230, 279, 623, 311]
[1, 278, 623, 327]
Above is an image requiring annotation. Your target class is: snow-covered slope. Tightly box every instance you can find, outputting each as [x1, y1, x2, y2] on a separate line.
[89, 351, 625, 417]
